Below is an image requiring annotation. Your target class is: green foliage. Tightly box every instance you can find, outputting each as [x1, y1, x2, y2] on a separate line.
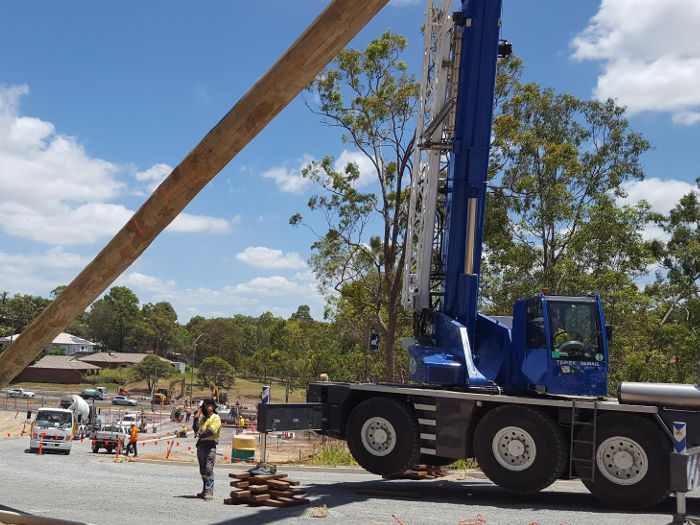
[47, 346, 65, 356]
[0, 292, 50, 333]
[91, 367, 133, 386]
[305, 443, 358, 466]
[88, 286, 141, 351]
[197, 357, 236, 391]
[485, 56, 652, 311]
[294, 30, 419, 381]
[132, 354, 173, 391]
[289, 305, 313, 321]
[450, 458, 479, 470]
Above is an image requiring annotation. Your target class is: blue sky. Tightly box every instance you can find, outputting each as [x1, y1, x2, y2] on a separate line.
[1, 0, 698, 323]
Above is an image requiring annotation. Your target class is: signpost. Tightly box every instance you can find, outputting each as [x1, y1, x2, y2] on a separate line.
[670, 421, 700, 524]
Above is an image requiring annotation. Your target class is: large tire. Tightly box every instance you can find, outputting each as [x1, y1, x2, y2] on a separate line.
[576, 414, 670, 509]
[106, 445, 114, 454]
[473, 405, 566, 493]
[346, 397, 419, 476]
[92, 444, 100, 453]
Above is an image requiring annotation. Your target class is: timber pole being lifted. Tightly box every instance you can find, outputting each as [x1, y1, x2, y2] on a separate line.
[0, 0, 390, 388]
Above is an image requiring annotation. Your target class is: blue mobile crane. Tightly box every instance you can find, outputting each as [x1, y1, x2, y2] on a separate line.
[259, 0, 700, 510]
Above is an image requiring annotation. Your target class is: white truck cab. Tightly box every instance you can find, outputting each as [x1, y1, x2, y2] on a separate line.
[30, 408, 74, 454]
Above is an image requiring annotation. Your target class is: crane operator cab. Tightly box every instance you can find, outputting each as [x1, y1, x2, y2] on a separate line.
[408, 292, 610, 397]
[509, 292, 610, 396]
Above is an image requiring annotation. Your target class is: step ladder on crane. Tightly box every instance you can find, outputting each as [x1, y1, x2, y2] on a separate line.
[569, 399, 598, 482]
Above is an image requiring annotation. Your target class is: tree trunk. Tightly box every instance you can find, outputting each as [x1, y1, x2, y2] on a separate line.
[384, 305, 397, 382]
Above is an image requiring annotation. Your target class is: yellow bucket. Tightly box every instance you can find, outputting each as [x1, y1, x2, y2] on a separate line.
[232, 434, 256, 463]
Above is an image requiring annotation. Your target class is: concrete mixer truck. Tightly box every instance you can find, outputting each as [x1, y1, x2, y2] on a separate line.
[58, 394, 92, 439]
[29, 395, 90, 455]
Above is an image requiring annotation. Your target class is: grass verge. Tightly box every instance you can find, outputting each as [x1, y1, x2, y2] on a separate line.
[303, 443, 358, 467]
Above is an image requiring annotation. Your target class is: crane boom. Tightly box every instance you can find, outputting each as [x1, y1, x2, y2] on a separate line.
[402, 0, 457, 313]
[405, 0, 610, 397]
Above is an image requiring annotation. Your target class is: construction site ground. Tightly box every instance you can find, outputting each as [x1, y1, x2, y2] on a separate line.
[2, 408, 699, 524]
[1, 432, 698, 525]
[0, 407, 329, 465]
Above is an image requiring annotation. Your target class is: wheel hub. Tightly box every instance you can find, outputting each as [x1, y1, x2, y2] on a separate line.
[492, 426, 536, 472]
[360, 416, 396, 457]
[596, 436, 648, 485]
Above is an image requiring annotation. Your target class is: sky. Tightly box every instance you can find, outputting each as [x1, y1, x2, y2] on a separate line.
[0, 0, 698, 324]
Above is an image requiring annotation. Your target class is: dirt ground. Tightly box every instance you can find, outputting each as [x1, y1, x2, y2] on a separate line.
[0, 409, 30, 438]
[0, 408, 329, 466]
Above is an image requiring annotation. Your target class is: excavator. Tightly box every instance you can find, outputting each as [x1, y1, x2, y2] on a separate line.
[152, 378, 187, 405]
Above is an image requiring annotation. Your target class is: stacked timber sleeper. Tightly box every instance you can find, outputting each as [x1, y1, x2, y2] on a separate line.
[226, 472, 309, 507]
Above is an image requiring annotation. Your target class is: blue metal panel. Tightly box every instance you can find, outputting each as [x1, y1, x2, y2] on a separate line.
[408, 313, 489, 386]
[473, 314, 520, 385]
[442, 0, 503, 351]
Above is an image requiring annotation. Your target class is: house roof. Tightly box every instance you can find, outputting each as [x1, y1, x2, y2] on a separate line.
[78, 352, 173, 365]
[30, 355, 101, 370]
[0, 332, 95, 346]
[50, 333, 96, 346]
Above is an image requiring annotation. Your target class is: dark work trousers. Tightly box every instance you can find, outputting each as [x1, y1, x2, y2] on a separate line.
[125, 441, 138, 456]
[197, 442, 217, 494]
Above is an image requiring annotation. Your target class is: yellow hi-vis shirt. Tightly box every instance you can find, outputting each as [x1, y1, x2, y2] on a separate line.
[197, 413, 221, 443]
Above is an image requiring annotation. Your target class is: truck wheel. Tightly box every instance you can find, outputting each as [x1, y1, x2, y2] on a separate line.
[106, 445, 114, 454]
[92, 444, 100, 453]
[346, 397, 419, 476]
[473, 405, 566, 493]
[576, 414, 670, 509]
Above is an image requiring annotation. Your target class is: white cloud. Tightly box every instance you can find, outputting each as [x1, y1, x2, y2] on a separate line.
[334, 150, 376, 187]
[233, 275, 317, 297]
[616, 178, 696, 215]
[235, 246, 307, 269]
[114, 271, 323, 321]
[0, 85, 232, 244]
[135, 163, 172, 192]
[263, 150, 377, 194]
[0, 247, 90, 294]
[571, 0, 700, 124]
[118, 272, 177, 293]
[168, 213, 231, 234]
[0, 202, 132, 245]
[261, 155, 313, 194]
[616, 177, 697, 242]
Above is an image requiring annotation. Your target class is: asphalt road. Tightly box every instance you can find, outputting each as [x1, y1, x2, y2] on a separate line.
[1, 436, 698, 525]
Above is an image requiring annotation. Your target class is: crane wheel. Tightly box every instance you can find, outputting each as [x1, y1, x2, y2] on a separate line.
[576, 414, 670, 509]
[473, 405, 566, 493]
[346, 397, 419, 476]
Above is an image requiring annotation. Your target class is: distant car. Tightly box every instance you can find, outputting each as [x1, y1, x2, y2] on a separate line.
[119, 413, 139, 427]
[81, 387, 106, 400]
[111, 395, 138, 406]
[92, 424, 130, 454]
[7, 388, 34, 398]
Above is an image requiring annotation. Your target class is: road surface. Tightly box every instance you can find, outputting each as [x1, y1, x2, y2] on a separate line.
[1, 436, 698, 525]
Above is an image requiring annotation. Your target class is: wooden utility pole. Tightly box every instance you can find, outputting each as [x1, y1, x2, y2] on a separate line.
[0, 0, 390, 388]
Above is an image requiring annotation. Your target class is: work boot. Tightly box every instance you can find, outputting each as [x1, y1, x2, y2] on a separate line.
[196, 492, 206, 498]
[202, 493, 214, 501]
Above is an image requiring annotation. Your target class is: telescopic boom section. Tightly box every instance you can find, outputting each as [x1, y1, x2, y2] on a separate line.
[0, 0, 390, 389]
